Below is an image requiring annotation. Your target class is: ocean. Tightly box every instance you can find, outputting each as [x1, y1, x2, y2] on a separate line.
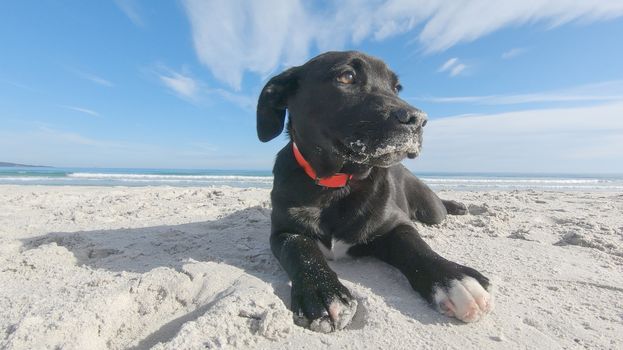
[1, 167, 622, 191]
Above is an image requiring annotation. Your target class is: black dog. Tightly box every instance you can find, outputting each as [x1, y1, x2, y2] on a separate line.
[257, 51, 493, 333]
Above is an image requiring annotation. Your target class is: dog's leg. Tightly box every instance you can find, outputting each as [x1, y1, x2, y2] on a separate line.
[404, 174, 448, 224]
[442, 199, 467, 215]
[403, 171, 467, 224]
[364, 224, 494, 322]
[271, 232, 358, 333]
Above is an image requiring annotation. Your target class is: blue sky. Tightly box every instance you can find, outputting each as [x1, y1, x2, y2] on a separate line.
[1, 0, 623, 173]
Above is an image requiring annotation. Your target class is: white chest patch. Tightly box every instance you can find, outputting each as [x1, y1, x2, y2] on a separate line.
[317, 239, 353, 260]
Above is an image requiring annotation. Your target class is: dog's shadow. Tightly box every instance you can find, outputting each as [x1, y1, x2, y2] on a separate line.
[22, 206, 454, 330]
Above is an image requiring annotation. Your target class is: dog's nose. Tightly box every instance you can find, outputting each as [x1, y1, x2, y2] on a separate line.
[391, 108, 427, 126]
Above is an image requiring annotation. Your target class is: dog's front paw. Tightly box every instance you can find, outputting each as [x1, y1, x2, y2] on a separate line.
[430, 264, 494, 322]
[291, 277, 358, 333]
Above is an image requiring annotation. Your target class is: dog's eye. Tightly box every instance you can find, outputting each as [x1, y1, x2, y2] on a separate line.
[336, 71, 355, 84]
[393, 84, 403, 93]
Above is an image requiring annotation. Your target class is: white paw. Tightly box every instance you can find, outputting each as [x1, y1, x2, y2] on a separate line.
[433, 276, 494, 322]
[328, 297, 358, 330]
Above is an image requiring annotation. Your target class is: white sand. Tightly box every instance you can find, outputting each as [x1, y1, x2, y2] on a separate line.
[1, 185, 622, 349]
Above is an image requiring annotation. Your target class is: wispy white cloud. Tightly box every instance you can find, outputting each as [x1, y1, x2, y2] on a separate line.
[69, 69, 114, 87]
[1, 79, 39, 93]
[438, 58, 458, 72]
[412, 80, 623, 105]
[153, 65, 256, 109]
[158, 70, 199, 101]
[60, 105, 100, 117]
[438, 57, 467, 77]
[212, 88, 256, 110]
[181, 0, 314, 90]
[501, 47, 528, 59]
[181, 0, 623, 88]
[114, 0, 144, 27]
[450, 63, 467, 77]
[411, 102, 623, 173]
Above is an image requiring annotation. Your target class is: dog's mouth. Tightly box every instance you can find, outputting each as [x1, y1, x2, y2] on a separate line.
[340, 132, 422, 167]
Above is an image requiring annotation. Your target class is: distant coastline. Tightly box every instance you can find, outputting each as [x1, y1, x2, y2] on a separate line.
[0, 162, 51, 168]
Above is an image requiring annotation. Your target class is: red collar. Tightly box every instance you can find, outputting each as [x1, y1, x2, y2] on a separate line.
[292, 142, 352, 188]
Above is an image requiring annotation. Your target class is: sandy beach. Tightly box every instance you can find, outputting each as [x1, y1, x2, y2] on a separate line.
[1, 185, 622, 349]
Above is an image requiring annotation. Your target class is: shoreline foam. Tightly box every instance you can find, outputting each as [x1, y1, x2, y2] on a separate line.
[2, 169, 623, 191]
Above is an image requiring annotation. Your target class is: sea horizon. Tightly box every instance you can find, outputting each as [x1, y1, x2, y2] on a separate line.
[2, 166, 622, 191]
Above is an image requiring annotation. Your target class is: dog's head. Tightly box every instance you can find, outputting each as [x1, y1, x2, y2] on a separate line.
[257, 51, 427, 178]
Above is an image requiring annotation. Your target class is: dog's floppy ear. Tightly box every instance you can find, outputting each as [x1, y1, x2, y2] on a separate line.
[257, 67, 299, 142]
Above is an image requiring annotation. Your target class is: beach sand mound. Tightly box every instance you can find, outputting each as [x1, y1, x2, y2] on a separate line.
[0, 186, 622, 349]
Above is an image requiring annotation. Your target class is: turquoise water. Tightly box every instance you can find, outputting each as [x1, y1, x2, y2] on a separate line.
[1, 167, 622, 191]
[0, 167, 274, 188]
